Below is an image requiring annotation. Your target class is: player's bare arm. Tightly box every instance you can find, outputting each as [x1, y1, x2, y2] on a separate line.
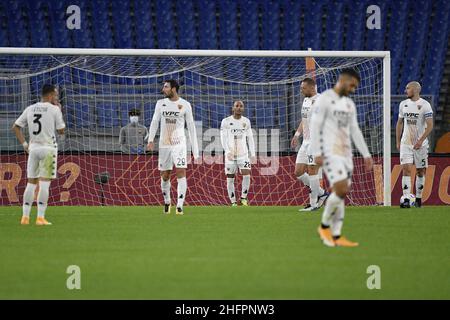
[396, 117, 404, 151]
[290, 121, 303, 148]
[414, 118, 433, 150]
[11, 124, 28, 153]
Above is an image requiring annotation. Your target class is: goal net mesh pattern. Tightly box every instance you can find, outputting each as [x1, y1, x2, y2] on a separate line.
[0, 53, 385, 206]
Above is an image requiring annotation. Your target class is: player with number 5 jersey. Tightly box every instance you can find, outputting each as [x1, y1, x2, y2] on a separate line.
[12, 84, 66, 226]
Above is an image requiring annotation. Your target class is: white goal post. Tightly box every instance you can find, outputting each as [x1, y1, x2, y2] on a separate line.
[0, 48, 391, 206]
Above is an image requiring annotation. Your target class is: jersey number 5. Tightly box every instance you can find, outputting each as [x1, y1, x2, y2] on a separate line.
[32, 114, 42, 135]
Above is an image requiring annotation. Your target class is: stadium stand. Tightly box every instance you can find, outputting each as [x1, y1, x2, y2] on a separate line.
[0, 0, 449, 143]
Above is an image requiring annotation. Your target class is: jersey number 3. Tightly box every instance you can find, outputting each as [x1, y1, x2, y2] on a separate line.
[32, 114, 42, 135]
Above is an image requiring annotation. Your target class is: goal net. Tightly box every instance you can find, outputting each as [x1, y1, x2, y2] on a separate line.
[0, 49, 390, 207]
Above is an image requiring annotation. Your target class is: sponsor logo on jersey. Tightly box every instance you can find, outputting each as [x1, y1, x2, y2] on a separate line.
[404, 112, 419, 118]
[231, 128, 245, 134]
[333, 110, 350, 118]
[162, 111, 180, 117]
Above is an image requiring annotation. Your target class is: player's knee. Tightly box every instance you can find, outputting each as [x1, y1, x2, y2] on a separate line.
[307, 165, 319, 175]
[28, 178, 38, 185]
[295, 166, 305, 177]
[402, 165, 411, 176]
[334, 180, 349, 197]
[417, 168, 426, 177]
[161, 172, 170, 181]
[227, 174, 235, 179]
[175, 169, 186, 179]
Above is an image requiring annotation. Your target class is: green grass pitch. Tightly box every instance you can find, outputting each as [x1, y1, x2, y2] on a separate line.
[0, 205, 448, 299]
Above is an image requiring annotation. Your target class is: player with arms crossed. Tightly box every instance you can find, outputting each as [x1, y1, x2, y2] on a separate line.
[396, 81, 433, 208]
[12, 84, 65, 225]
[147, 80, 199, 215]
[291, 78, 328, 211]
[310, 69, 373, 247]
[220, 100, 256, 206]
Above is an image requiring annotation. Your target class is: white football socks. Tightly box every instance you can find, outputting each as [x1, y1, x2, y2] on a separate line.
[37, 181, 50, 218]
[241, 175, 250, 199]
[161, 178, 171, 204]
[22, 183, 37, 217]
[177, 177, 187, 209]
[402, 176, 411, 195]
[416, 175, 425, 198]
[297, 172, 310, 187]
[331, 198, 345, 238]
[309, 175, 321, 207]
[227, 177, 236, 203]
[321, 192, 343, 227]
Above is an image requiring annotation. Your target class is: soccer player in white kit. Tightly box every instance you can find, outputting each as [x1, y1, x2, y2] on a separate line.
[220, 100, 256, 206]
[310, 69, 373, 247]
[12, 84, 66, 226]
[147, 80, 199, 215]
[396, 81, 433, 208]
[291, 78, 328, 211]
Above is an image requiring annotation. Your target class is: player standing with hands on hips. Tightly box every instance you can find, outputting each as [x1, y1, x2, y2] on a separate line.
[12, 84, 66, 226]
[310, 69, 373, 247]
[147, 80, 199, 215]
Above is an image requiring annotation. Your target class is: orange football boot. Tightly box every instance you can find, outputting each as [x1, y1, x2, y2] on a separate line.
[36, 217, 52, 226]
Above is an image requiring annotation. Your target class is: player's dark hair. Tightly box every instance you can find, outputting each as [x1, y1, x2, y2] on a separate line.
[340, 68, 361, 82]
[164, 79, 179, 93]
[129, 108, 141, 116]
[302, 77, 316, 86]
[42, 84, 57, 96]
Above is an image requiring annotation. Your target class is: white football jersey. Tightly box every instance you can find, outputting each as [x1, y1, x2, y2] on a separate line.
[14, 102, 65, 150]
[310, 89, 370, 159]
[398, 98, 433, 147]
[147, 97, 199, 157]
[301, 93, 320, 142]
[220, 115, 256, 160]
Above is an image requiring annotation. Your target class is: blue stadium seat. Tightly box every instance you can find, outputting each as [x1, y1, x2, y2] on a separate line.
[343, 0, 366, 50]
[143, 102, 155, 127]
[255, 104, 275, 128]
[155, 1, 176, 49]
[267, 59, 288, 81]
[134, 0, 154, 48]
[218, 0, 238, 49]
[325, 1, 344, 51]
[66, 103, 91, 128]
[193, 104, 204, 122]
[196, 0, 217, 49]
[262, 1, 280, 50]
[280, 0, 300, 50]
[176, 0, 196, 49]
[276, 103, 288, 129]
[239, 0, 259, 50]
[97, 103, 120, 128]
[246, 58, 266, 82]
[208, 103, 228, 128]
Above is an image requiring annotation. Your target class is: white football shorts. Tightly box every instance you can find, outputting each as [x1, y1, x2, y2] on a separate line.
[27, 146, 58, 179]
